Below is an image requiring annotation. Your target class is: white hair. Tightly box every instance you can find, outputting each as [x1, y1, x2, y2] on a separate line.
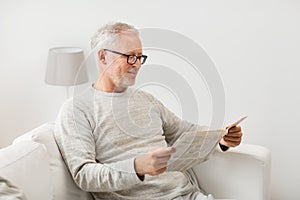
[90, 22, 139, 50]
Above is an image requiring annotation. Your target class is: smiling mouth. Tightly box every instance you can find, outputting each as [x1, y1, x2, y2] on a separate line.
[127, 71, 137, 75]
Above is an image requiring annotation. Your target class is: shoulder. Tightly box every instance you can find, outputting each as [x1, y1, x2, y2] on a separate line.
[130, 88, 162, 104]
[60, 87, 94, 113]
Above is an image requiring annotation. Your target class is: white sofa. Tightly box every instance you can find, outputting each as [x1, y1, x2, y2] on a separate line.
[0, 123, 271, 200]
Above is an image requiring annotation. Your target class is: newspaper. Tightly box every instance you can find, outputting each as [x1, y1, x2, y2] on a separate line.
[167, 116, 247, 171]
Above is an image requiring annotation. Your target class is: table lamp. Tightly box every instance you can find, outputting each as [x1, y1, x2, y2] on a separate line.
[45, 47, 89, 98]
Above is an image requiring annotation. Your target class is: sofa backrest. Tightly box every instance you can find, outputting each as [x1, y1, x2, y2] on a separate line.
[0, 140, 52, 199]
[13, 122, 94, 200]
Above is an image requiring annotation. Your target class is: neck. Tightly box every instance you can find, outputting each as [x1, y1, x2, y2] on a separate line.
[93, 75, 128, 93]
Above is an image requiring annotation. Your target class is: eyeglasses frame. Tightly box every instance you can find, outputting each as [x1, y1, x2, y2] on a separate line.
[103, 49, 148, 65]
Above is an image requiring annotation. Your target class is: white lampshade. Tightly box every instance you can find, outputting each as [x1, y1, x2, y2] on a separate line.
[45, 47, 88, 86]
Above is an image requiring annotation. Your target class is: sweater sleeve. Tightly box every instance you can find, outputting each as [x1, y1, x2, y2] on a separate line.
[155, 100, 208, 146]
[54, 99, 142, 193]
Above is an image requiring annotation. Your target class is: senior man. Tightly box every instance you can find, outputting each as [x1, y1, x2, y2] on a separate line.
[54, 22, 243, 200]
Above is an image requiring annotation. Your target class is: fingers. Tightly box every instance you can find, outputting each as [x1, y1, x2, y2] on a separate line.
[223, 135, 242, 142]
[221, 126, 243, 147]
[228, 126, 241, 133]
[223, 136, 241, 145]
[135, 147, 176, 176]
[150, 147, 175, 168]
[156, 155, 171, 164]
[225, 131, 242, 138]
[227, 126, 242, 137]
[148, 167, 166, 176]
[151, 147, 176, 158]
[221, 133, 242, 147]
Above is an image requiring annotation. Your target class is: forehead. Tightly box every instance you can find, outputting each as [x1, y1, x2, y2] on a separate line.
[116, 32, 142, 53]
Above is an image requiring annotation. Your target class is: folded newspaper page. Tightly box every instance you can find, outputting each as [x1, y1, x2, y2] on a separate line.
[167, 116, 247, 171]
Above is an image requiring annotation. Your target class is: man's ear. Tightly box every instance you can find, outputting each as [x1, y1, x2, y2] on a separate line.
[98, 49, 107, 64]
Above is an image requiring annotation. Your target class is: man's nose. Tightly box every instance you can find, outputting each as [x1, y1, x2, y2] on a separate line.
[132, 58, 142, 68]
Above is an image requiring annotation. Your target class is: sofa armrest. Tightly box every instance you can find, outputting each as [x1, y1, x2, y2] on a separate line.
[191, 144, 271, 200]
[0, 141, 52, 200]
[12, 122, 94, 200]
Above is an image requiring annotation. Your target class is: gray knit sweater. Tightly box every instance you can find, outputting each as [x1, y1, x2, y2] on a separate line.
[54, 85, 206, 200]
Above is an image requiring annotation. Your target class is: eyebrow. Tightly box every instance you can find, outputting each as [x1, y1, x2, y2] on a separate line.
[126, 51, 143, 56]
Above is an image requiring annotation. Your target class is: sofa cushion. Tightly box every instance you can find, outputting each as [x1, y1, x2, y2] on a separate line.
[0, 141, 52, 200]
[13, 123, 93, 200]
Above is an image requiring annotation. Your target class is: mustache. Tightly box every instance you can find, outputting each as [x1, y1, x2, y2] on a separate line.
[128, 67, 139, 73]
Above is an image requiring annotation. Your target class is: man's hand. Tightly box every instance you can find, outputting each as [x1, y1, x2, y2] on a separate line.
[134, 147, 176, 176]
[220, 126, 243, 148]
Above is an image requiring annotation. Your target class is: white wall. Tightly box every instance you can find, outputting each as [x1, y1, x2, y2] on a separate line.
[1, 0, 299, 199]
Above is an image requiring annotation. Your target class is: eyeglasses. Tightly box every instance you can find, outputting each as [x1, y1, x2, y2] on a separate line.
[104, 49, 148, 65]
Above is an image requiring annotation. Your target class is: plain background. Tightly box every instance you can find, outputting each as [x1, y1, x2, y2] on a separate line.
[0, 0, 299, 199]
